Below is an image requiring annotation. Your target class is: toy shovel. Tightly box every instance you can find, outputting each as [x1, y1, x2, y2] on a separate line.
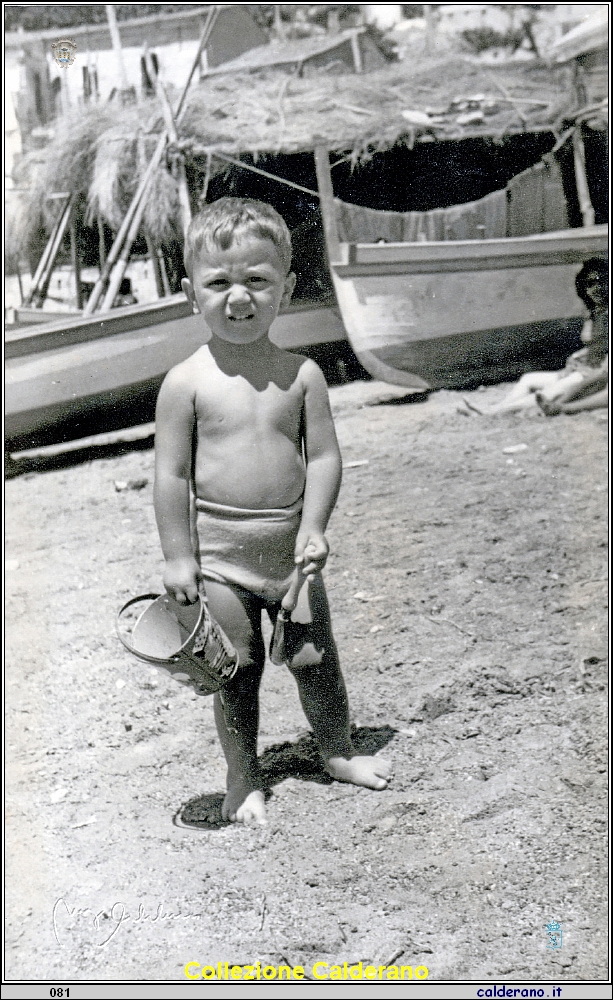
[269, 567, 309, 665]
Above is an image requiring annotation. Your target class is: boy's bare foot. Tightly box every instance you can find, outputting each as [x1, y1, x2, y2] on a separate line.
[325, 755, 392, 790]
[222, 786, 267, 825]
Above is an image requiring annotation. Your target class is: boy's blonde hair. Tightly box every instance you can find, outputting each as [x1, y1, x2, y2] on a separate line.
[184, 197, 292, 277]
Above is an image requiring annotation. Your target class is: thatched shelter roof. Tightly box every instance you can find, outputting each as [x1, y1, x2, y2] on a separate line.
[181, 53, 574, 154]
[16, 52, 576, 251]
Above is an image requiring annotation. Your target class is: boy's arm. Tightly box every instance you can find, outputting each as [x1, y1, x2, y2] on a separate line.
[296, 360, 342, 579]
[153, 366, 202, 604]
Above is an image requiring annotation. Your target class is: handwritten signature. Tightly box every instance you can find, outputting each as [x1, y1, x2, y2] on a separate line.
[53, 897, 202, 948]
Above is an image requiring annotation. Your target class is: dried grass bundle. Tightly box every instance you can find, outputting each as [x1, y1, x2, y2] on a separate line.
[17, 98, 178, 251]
[86, 103, 169, 229]
[142, 165, 181, 244]
[19, 103, 119, 253]
[87, 124, 139, 230]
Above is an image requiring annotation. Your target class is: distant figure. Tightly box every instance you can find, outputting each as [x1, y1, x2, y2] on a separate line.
[114, 278, 138, 308]
[484, 259, 608, 415]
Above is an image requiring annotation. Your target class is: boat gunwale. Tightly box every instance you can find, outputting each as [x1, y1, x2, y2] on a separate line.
[331, 225, 608, 276]
[7, 293, 338, 359]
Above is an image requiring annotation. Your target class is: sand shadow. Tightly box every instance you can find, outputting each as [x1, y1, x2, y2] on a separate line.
[368, 392, 431, 407]
[174, 724, 396, 830]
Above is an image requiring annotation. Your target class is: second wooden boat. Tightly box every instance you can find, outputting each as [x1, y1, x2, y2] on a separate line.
[5, 295, 345, 451]
[314, 148, 608, 390]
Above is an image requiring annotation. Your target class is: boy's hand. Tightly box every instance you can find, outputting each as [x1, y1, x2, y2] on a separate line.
[163, 556, 202, 605]
[295, 531, 329, 581]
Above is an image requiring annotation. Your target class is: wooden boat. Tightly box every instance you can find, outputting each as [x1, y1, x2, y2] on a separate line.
[5, 293, 345, 451]
[314, 149, 609, 391]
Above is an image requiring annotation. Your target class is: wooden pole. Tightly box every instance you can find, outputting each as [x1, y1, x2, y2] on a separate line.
[201, 151, 212, 205]
[175, 5, 219, 122]
[105, 4, 129, 92]
[572, 127, 596, 227]
[424, 5, 434, 56]
[145, 232, 165, 298]
[23, 194, 71, 305]
[100, 193, 148, 312]
[273, 5, 286, 41]
[32, 196, 75, 308]
[314, 145, 341, 263]
[145, 54, 192, 239]
[97, 216, 106, 268]
[349, 31, 363, 74]
[157, 248, 172, 297]
[70, 212, 83, 310]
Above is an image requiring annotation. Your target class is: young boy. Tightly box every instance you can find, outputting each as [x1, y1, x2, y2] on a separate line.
[154, 198, 391, 825]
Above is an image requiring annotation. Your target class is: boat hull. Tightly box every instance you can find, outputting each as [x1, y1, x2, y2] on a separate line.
[6, 298, 346, 450]
[329, 225, 608, 389]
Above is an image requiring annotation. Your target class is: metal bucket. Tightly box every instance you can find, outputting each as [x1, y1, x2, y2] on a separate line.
[117, 592, 239, 696]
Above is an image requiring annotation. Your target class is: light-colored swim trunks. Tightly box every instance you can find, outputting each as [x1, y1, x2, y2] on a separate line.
[195, 498, 302, 603]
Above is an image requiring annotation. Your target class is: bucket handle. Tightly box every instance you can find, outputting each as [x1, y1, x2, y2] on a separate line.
[116, 592, 204, 665]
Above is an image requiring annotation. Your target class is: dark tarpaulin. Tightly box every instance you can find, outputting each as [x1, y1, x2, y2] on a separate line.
[335, 189, 507, 243]
[335, 155, 569, 243]
[506, 157, 569, 237]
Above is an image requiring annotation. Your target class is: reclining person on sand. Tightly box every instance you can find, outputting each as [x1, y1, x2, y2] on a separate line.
[481, 259, 608, 416]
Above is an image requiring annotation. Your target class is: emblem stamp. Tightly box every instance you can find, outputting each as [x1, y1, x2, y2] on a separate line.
[51, 39, 78, 69]
[545, 920, 563, 949]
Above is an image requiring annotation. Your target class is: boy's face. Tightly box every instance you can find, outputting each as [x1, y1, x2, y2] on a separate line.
[182, 233, 295, 345]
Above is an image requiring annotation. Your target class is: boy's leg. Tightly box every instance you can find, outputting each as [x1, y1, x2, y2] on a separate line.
[204, 579, 267, 824]
[281, 575, 391, 790]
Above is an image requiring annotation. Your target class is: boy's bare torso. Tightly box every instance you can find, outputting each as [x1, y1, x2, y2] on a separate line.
[184, 342, 308, 509]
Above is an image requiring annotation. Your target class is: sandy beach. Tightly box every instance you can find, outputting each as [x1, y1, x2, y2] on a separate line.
[5, 379, 608, 982]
